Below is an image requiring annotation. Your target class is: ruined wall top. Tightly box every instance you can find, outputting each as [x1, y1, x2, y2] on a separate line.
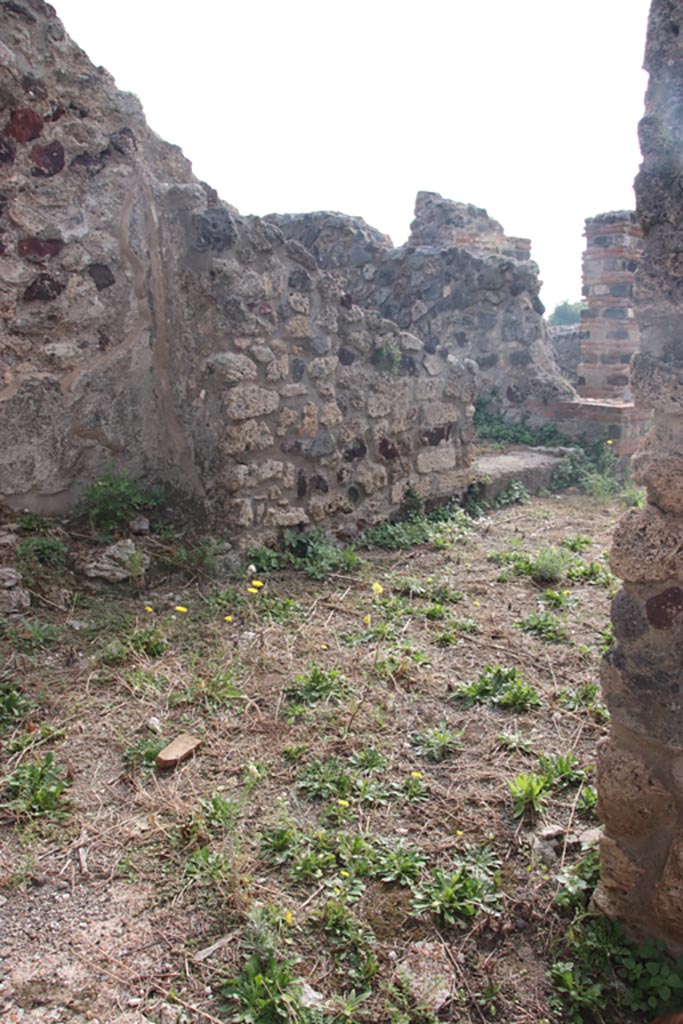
[409, 191, 532, 262]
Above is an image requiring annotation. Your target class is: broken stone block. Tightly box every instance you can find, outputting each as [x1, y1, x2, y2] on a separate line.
[83, 539, 151, 582]
[0, 568, 22, 588]
[156, 733, 201, 769]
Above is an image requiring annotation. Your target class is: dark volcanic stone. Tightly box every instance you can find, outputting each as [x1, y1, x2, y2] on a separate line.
[5, 108, 44, 143]
[30, 140, 65, 176]
[611, 590, 647, 641]
[290, 357, 305, 383]
[23, 273, 66, 301]
[88, 263, 116, 290]
[343, 437, 367, 462]
[288, 267, 312, 292]
[378, 437, 400, 460]
[306, 431, 336, 458]
[191, 208, 237, 252]
[0, 136, 16, 165]
[645, 587, 683, 630]
[18, 237, 64, 261]
[338, 347, 355, 366]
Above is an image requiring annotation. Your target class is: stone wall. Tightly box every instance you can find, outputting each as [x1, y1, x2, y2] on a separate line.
[595, 0, 683, 952]
[270, 193, 574, 417]
[0, 1, 475, 544]
[578, 211, 643, 399]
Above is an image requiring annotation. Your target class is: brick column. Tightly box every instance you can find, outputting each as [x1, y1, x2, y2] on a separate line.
[577, 212, 643, 400]
[595, 0, 683, 951]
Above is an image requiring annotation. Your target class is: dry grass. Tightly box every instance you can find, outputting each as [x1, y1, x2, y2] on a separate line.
[0, 493, 627, 1023]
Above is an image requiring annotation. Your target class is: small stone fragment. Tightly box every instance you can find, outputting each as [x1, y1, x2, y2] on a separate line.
[156, 732, 201, 769]
[0, 568, 22, 588]
[398, 940, 452, 1012]
[83, 539, 150, 582]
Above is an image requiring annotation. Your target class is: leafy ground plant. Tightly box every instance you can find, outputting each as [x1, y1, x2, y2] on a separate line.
[516, 609, 570, 643]
[411, 847, 501, 927]
[411, 723, 462, 762]
[2, 753, 71, 819]
[507, 772, 547, 819]
[80, 469, 162, 534]
[452, 664, 540, 711]
[285, 663, 352, 707]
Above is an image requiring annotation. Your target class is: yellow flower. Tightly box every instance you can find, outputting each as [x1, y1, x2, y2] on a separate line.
[144, 606, 153, 613]
[284, 910, 293, 925]
[427, 577, 433, 583]
[251, 579, 264, 588]
[456, 829, 463, 836]
[337, 799, 349, 807]
[363, 614, 371, 625]
[340, 870, 350, 878]
[175, 605, 188, 613]
[224, 615, 233, 623]
[321, 643, 328, 650]
[472, 600, 481, 607]
[606, 439, 614, 446]
[410, 771, 422, 779]
[247, 587, 258, 594]
[371, 582, 384, 596]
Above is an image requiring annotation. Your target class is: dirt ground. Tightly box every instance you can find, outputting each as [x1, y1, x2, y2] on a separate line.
[0, 491, 626, 1023]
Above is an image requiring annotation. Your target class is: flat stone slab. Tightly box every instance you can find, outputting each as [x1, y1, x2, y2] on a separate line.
[156, 733, 201, 769]
[473, 446, 571, 503]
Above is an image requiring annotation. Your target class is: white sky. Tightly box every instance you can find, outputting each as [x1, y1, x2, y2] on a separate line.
[55, 0, 651, 312]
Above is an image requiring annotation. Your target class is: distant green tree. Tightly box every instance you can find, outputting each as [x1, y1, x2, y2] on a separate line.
[548, 300, 586, 326]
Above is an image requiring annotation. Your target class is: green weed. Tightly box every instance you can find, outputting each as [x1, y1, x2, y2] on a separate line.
[412, 847, 500, 927]
[16, 535, 67, 569]
[452, 664, 540, 711]
[507, 772, 547, 819]
[516, 610, 570, 643]
[2, 753, 71, 819]
[411, 723, 462, 762]
[80, 470, 162, 534]
[285, 663, 352, 707]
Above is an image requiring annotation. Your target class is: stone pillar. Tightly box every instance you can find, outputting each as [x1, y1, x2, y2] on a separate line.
[595, 0, 683, 952]
[577, 212, 643, 400]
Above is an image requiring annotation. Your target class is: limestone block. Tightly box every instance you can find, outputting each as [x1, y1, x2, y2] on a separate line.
[611, 506, 683, 583]
[275, 409, 299, 436]
[367, 392, 391, 418]
[319, 402, 343, 427]
[223, 384, 279, 421]
[421, 401, 458, 429]
[208, 352, 258, 385]
[416, 444, 456, 474]
[264, 506, 309, 528]
[226, 499, 253, 528]
[265, 355, 289, 383]
[353, 462, 388, 496]
[423, 353, 447, 377]
[289, 293, 309, 314]
[598, 834, 644, 893]
[632, 441, 683, 514]
[221, 420, 274, 456]
[300, 403, 319, 438]
[596, 739, 675, 836]
[284, 316, 313, 339]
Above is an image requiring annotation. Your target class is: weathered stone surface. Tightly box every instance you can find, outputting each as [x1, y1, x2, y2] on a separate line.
[611, 506, 683, 582]
[599, 0, 683, 952]
[0, 585, 30, 614]
[0, 2, 476, 544]
[269, 195, 573, 415]
[596, 739, 676, 836]
[0, 567, 22, 588]
[83, 540, 150, 582]
[398, 941, 452, 1013]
